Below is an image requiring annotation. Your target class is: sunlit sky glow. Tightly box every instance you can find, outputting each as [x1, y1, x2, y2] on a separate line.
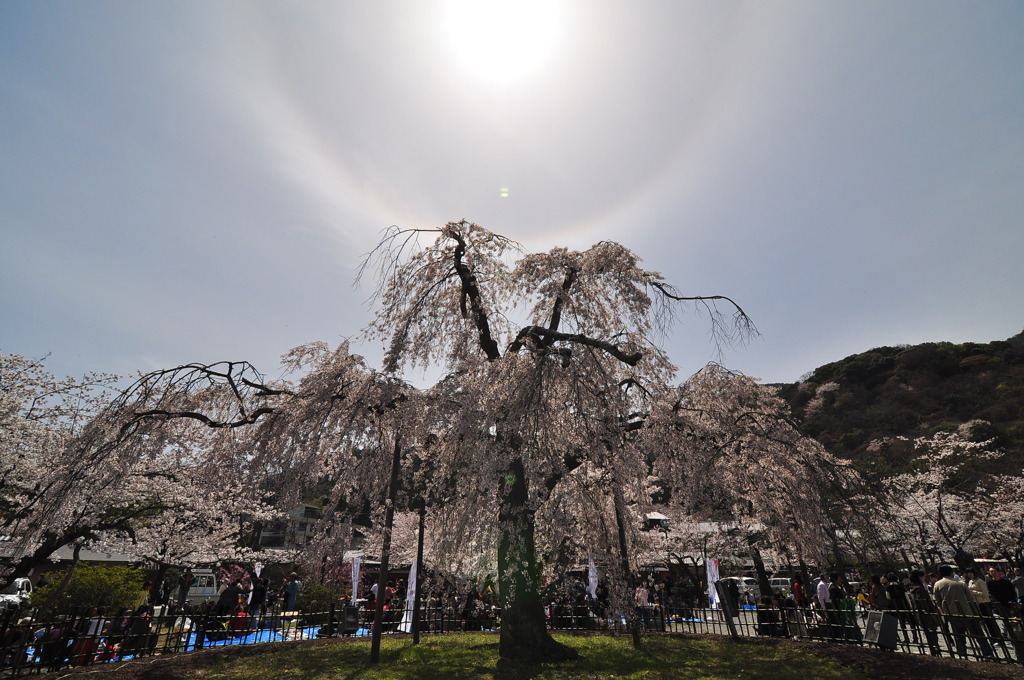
[2, 1, 1022, 385]
[441, 0, 565, 84]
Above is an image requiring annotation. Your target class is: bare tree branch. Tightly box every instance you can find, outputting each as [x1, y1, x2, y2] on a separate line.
[508, 325, 642, 366]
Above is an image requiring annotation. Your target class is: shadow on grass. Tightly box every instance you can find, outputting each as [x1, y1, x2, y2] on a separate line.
[189, 631, 867, 680]
[489, 633, 676, 680]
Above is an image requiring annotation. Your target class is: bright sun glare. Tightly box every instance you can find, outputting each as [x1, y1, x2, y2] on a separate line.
[442, 0, 564, 84]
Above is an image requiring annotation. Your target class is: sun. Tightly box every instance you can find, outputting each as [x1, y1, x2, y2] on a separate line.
[441, 0, 565, 85]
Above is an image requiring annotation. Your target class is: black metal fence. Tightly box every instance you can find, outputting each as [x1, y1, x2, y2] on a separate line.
[629, 600, 1024, 665]
[0, 599, 1020, 676]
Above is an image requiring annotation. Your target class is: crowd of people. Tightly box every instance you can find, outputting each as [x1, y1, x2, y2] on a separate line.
[555, 562, 1024, 662]
[759, 564, 1023, 660]
[1, 569, 307, 670]
[3, 561, 1022, 671]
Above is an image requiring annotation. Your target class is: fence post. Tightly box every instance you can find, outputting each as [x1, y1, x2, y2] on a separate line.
[195, 612, 206, 650]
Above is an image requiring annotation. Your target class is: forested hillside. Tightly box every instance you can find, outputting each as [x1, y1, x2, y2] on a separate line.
[776, 331, 1024, 477]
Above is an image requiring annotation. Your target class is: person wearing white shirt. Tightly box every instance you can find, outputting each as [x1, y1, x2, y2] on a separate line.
[816, 573, 832, 611]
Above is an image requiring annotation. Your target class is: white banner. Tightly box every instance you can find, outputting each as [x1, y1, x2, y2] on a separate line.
[706, 558, 720, 609]
[351, 557, 361, 606]
[398, 558, 418, 633]
[587, 556, 598, 599]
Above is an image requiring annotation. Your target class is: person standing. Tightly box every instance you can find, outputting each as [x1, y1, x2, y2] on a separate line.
[966, 569, 1001, 640]
[867, 575, 886, 610]
[967, 569, 991, 608]
[156, 578, 173, 607]
[829, 573, 859, 640]
[176, 568, 193, 608]
[1010, 567, 1024, 605]
[283, 572, 301, 612]
[816, 573, 838, 638]
[907, 571, 941, 656]
[249, 577, 269, 618]
[791, 577, 806, 607]
[987, 568, 1016, 616]
[217, 580, 243, 617]
[933, 565, 993, 659]
[635, 581, 651, 627]
[882, 572, 915, 643]
[816, 573, 832, 612]
[135, 581, 153, 614]
[986, 567, 1017, 644]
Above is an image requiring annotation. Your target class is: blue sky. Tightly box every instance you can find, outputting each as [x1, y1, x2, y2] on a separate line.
[2, 0, 1022, 385]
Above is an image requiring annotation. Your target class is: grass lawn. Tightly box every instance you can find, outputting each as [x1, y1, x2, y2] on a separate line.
[191, 633, 868, 680]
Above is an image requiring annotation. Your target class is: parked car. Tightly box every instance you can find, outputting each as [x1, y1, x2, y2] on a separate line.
[0, 578, 32, 609]
[718, 577, 760, 605]
[768, 577, 792, 596]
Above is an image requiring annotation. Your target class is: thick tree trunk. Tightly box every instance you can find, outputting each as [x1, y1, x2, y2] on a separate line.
[370, 435, 402, 664]
[612, 481, 642, 649]
[497, 458, 577, 662]
[749, 539, 771, 602]
[412, 506, 425, 645]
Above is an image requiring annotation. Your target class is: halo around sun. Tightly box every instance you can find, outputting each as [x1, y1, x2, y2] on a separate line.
[441, 0, 565, 85]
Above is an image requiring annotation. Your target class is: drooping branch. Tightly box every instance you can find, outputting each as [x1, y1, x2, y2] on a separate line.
[356, 226, 442, 303]
[508, 326, 642, 366]
[648, 280, 758, 350]
[127, 406, 277, 429]
[94, 361, 288, 455]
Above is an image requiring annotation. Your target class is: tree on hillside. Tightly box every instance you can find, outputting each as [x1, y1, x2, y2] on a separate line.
[875, 432, 1013, 569]
[779, 336, 1024, 477]
[978, 474, 1024, 567]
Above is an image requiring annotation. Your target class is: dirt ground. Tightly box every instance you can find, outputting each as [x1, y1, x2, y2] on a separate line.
[753, 636, 1022, 680]
[27, 634, 1024, 680]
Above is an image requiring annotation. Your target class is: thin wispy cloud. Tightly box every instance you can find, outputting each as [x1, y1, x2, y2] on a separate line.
[2, 1, 1021, 383]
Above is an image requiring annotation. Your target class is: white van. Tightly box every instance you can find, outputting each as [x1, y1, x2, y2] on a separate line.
[185, 570, 219, 606]
[0, 578, 33, 609]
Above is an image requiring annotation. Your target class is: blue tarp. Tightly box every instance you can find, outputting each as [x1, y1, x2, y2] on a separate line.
[184, 625, 323, 649]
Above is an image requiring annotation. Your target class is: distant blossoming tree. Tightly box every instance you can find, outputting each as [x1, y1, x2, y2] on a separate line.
[93, 469, 280, 576]
[0, 352, 146, 575]
[0, 353, 279, 579]
[642, 365, 854, 585]
[978, 474, 1024, 566]
[874, 432, 1015, 569]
